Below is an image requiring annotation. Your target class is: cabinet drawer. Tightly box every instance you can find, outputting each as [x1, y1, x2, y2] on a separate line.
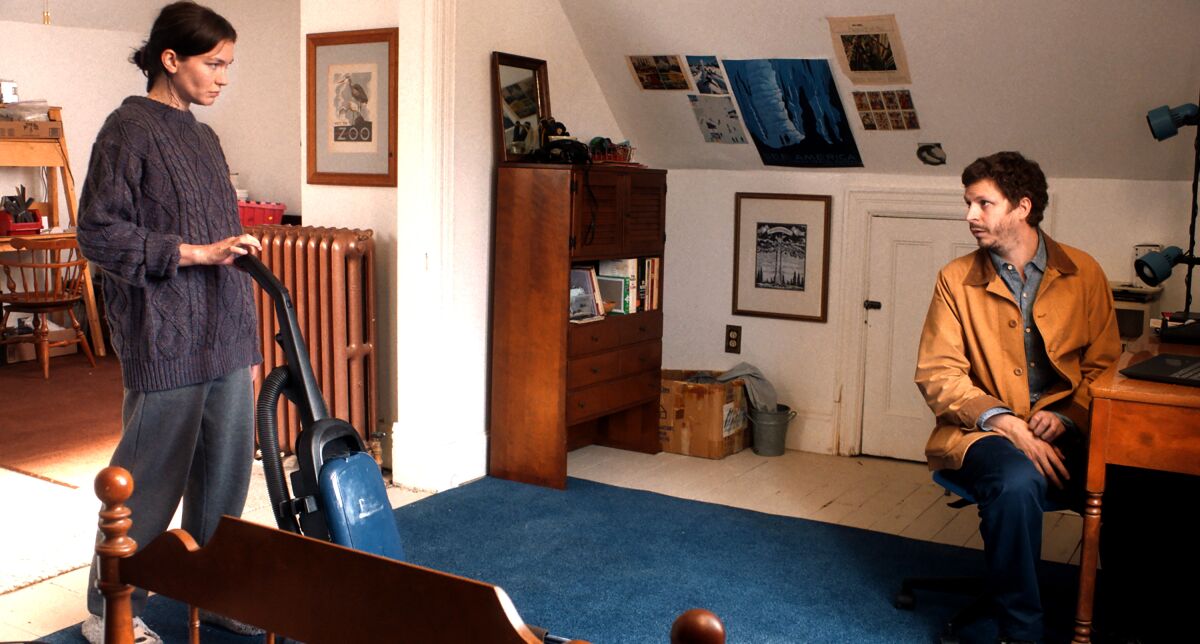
[616, 311, 663, 344]
[620, 341, 661, 376]
[566, 371, 660, 425]
[568, 321, 620, 357]
[567, 351, 621, 389]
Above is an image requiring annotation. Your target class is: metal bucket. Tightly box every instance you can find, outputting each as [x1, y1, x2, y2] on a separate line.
[749, 404, 796, 456]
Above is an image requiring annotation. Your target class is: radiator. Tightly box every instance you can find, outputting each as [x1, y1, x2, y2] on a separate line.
[245, 224, 377, 455]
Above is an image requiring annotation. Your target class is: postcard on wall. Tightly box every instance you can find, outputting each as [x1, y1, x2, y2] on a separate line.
[627, 55, 691, 90]
[685, 55, 729, 95]
[827, 14, 911, 85]
[688, 95, 748, 144]
[852, 89, 920, 131]
[722, 58, 862, 167]
[327, 63, 380, 154]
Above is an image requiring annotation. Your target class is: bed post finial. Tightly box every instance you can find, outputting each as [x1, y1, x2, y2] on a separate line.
[95, 466, 137, 644]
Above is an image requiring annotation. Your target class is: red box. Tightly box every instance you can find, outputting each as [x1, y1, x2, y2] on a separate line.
[237, 200, 285, 226]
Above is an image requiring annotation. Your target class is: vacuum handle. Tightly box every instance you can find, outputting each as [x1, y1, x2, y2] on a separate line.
[235, 253, 329, 424]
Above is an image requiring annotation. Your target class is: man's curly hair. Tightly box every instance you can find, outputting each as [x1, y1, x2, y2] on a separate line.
[961, 151, 1049, 227]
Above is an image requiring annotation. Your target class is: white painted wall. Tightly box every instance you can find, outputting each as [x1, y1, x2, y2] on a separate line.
[0, 3, 301, 220]
[428, 0, 626, 490]
[301, 0, 625, 490]
[203, 0, 302, 210]
[0, 21, 143, 219]
[663, 169, 1193, 456]
[299, 1, 405, 473]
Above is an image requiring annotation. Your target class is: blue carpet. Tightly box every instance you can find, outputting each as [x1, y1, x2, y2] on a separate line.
[43, 476, 1081, 643]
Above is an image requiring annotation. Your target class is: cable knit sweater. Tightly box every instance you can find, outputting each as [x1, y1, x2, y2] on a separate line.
[78, 96, 261, 392]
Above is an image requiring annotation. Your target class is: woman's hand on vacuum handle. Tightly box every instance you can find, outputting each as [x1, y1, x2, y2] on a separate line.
[180, 234, 262, 266]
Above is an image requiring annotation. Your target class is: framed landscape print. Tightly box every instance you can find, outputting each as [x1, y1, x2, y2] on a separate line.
[732, 192, 832, 322]
[306, 28, 398, 186]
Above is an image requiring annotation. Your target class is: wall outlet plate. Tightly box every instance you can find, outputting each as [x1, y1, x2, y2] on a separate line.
[725, 324, 741, 354]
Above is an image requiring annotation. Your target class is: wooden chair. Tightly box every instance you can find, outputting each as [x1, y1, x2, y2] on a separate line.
[0, 236, 95, 378]
[94, 466, 726, 644]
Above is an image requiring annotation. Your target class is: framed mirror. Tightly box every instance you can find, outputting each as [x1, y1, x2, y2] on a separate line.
[491, 52, 551, 163]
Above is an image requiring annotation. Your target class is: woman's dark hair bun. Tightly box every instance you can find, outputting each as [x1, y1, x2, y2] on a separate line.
[130, 2, 236, 92]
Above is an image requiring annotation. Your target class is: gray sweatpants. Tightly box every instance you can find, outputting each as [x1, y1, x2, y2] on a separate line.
[87, 367, 254, 617]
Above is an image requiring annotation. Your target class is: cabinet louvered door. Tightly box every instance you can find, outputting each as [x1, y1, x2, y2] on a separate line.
[570, 169, 623, 259]
[623, 171, 666, 256]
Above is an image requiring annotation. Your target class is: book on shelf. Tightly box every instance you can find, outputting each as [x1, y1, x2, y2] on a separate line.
[588, 267, 604, 315]
[569, 267, 601, 319]
[598, 259, 639, 312]
[642, 257, 660, 310]
[596, 275, 633, 314]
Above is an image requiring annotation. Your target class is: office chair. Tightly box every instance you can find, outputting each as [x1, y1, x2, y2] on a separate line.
[894, 471, 990, 644]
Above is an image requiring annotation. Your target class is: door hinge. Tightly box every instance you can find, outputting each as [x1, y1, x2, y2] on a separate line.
[570, 179, 577, 193]
[569, 235, 576, 250]
[863, 300, 882, 310]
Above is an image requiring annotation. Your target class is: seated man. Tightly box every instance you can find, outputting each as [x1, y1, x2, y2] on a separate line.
[914, 151, 1120, 642]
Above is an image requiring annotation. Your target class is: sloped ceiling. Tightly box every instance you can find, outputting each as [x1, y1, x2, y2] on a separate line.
[559, 0, 1200, 180]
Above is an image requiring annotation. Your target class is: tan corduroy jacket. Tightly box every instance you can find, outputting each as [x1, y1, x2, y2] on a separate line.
[914, 232, 1121, 471]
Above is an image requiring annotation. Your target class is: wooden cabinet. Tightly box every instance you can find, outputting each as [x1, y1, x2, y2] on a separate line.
[489, 163, 666, 489]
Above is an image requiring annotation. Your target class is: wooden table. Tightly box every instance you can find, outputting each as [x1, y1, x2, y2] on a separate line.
[1073, 335, 1200, 642]
[1, 231, 105, 357]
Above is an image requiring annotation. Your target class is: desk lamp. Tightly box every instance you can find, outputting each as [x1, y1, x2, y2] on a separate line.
[1137, 99, 1200, 343]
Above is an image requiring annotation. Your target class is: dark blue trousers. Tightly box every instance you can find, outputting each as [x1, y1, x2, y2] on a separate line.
[940, 433, 1087, 642]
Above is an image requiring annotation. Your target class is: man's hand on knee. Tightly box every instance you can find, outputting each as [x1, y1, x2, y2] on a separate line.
[985, 413, 1070, 489]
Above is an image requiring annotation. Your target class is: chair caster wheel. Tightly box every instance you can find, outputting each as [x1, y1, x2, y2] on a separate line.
[894, 591, 915, 610]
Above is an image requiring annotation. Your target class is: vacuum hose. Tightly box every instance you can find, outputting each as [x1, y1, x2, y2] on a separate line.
[257, 365, 300, 533]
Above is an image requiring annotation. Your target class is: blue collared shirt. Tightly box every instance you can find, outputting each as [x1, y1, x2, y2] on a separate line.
[977, 233, 1073, 431]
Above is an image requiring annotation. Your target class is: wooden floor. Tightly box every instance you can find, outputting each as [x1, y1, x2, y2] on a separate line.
[569, 445, 1083, 564]
[0, 439, 1083, 641]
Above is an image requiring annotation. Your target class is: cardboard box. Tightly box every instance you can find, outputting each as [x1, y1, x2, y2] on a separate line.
[659, 370, 749, 459]
[0, 120, 61, 139]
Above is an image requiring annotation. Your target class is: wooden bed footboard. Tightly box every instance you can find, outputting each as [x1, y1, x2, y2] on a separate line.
[94, 466, 725, 644]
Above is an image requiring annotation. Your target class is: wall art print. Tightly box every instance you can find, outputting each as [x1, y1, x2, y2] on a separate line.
[732, 192, 831, 322]
[306, 28, 398, 186]
[722, 58, 862, 168]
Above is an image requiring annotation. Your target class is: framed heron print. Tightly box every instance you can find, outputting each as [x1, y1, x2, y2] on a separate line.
[732, 192, 832, 322]
[306, 28, 398, 186]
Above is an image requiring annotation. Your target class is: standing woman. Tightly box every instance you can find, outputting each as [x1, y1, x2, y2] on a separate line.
[76, 2, 261, 641]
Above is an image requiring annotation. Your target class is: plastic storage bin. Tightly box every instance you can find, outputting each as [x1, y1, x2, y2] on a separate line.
[237, 200, 285, 226]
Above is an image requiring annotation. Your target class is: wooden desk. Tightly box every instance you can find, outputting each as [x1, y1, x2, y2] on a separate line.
[1, 232, 105, 357]
[1073, 336, 1200, 642]
[1, 107, 104, 356]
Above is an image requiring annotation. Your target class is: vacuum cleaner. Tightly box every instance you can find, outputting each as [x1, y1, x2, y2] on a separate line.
[235, 253, 404, 560]
[237, 254, 571, 643]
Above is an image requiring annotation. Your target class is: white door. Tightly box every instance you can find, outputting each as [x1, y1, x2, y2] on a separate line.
[860, 215, 978, 461]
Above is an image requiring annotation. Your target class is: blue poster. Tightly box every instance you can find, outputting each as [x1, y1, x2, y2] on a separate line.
[723, 58, 862, 168]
